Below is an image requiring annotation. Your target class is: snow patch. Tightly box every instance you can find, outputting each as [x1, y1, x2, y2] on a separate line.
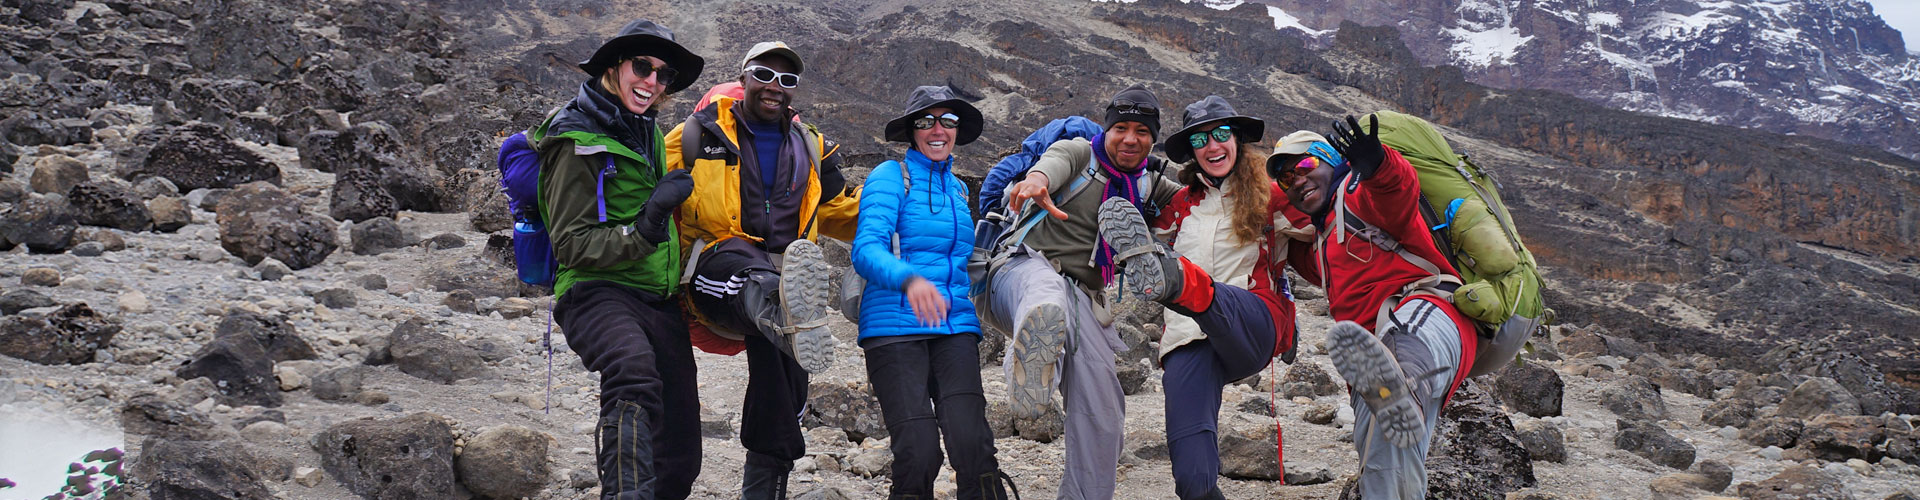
[1445, 26, 1533, 68]
[1267, 6, 1328, 36]
[1587, 12, 1621, 29]
[1176, 0, 1243, 10]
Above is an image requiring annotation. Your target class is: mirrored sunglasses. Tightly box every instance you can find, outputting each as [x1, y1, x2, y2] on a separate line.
[913, 112, 961, 130]
[1186, 125, 1234, 150]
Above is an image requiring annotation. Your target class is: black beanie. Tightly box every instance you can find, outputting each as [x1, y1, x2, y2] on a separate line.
[1104, 84, 1162, 139]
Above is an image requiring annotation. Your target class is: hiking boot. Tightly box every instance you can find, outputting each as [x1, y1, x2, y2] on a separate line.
[1097, 197, 1205, 309]
[740, 452, 792, 500]
[1326, 320, 1425, 449]
[1006, 302, 1067, 420]
[597, 400, 657, 499]
[778, 239, 836, 373]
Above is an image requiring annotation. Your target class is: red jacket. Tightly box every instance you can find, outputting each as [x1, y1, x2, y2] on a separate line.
[1288, 147, 1478, 394]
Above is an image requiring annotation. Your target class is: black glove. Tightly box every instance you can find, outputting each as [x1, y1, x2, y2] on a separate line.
[635, 170, 693, 244]
[1329, 114, 1385, 181]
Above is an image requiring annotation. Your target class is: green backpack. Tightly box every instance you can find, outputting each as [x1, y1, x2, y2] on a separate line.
[1340, 110, 1551, 378]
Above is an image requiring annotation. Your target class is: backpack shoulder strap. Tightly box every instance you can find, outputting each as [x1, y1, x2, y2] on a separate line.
[679, 113, 703, 171]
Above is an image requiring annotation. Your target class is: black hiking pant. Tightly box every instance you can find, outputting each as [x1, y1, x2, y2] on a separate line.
[555, 281, 702, 499]
[866, 333, 1001, 499]
[688, 238, 810, 463]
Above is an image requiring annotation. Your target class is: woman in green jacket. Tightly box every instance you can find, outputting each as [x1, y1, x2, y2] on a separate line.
[534, 19, 702, 500]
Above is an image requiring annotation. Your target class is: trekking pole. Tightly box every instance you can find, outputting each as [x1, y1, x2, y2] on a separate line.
[1269, 360, 1285, 484]
[544, 301, 555, 414]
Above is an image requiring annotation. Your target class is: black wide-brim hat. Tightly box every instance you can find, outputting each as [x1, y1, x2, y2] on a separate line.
[577, 19, 705, 95]
[884, 85, 983, 146]
[1163, 95, 1265, 164]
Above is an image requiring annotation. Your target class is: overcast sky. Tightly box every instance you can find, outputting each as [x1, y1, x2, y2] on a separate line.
[1868, 0, 1920, 52]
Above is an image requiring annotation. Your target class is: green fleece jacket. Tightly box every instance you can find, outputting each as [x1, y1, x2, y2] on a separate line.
[532, 82, 682, 299]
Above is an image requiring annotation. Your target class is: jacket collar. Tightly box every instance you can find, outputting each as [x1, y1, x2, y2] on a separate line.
[903, 148, 953, 174]
[549, 80, 656, 155]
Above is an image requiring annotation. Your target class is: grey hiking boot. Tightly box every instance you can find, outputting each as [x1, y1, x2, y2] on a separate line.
[1326, 320, 1426, 448]
[1096, 197, 1180, 303]
[778, 239, 836, 373]
[1007, 302, 1067, 420]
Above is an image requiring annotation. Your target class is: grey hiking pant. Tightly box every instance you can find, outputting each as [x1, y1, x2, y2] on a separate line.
[987, 251, 1126, 500]
[1352, 298, 1464, 500]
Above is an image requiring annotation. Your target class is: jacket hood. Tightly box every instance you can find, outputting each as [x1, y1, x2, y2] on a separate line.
[550, 80, 657, 157]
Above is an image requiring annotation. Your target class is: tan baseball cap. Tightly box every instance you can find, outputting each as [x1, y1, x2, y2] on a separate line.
[741, 41, 803, 74]
[1273, 130, 1329, 155]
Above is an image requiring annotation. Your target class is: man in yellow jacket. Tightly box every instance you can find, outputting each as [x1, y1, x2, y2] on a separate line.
[663, 41, 858, 500]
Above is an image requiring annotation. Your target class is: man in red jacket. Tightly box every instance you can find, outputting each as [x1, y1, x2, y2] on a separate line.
[1271, 118, 1480, 500]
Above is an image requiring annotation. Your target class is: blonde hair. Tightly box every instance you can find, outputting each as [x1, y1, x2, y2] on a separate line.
[1177, 141, 1272, 244]
[598, 60, 675, 109]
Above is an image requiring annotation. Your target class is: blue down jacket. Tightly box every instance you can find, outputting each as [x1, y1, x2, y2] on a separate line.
[852, 148, 980, 340]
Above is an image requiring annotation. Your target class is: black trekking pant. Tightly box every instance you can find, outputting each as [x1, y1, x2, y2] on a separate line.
[555, 281, 702, 499]
[866, 333, 1000, 499]
[689, 239, 812, 462]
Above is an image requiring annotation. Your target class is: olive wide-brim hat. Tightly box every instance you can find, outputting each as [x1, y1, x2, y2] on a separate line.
[1163, 95, 1266, 164]
[883, 85, 983, 146]
[577, 19, 705, 94]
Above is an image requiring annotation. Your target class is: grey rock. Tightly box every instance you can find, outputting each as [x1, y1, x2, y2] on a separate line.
[1779, 377, 1862, 419]
[311, 365, 373, 402]
[1013, 403, 1063, 443]
[1615, 419, 1695, 470]
[0, 303, 120, 365]
[134, 437, 276, 500]
[314, 288, 357, 309]
[148, 195, 193, 232]
[1801, 415, 1888, 462]
[253, 259, 292, 281]
[71, 241, 105, 256]
[1513, 419, 1566, 463]
[803, 379, 888, 441]
[135, 176, 180, 199]
[1742, 417, 1807, 449]
[454, 426, 551, 500]
[1733, 465, 1853, 500]
[389, 318, 490, 383]
[1702, 398, 1758, 428]
[216, 182, 337, 270]
[312, 413, 458, 500]
[0, 289, 57, 315]
[215, 312, 315, 362]
[0, 179, 26, 203]
[442, 289, 476, 314]
[185, 188, 230, 211]
[1218, 412, 1280, 480]
[421, 232, 464, 250]
[1493, 360, 1564, 417]
[131, 122, 280, 190]
[21, 267, 61, 286]
[73, 227, 126, 251]
[1125, 428, 1168, 461]
[175, 324, 281, 407]
[1600, 375, 1669, 422]
[120, 392, 226, 441]
[329, 166, 399, 222]
[1116, 357, 1151, 396]
[349, 216, 411, 255]
[354, 273, 389, 291]
[1424, 383, 1537, 498]
[422, 254, 522, 299]
[1281, 360, 1343, 398]
[1696, 459, 1734, 493]
[1, 195, 78, 253]
[68, 181, 153, 231]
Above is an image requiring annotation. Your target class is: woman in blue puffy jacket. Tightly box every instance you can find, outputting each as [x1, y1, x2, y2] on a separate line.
[854, 85, 1015, 500]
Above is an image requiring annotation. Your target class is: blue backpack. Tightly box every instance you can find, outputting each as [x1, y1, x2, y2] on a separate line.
[977, 116, 1105, 213]
[497, 131, 558, 286]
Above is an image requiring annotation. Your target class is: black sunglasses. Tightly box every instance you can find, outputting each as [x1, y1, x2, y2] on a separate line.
[744, 65, 800, 89]
[627, 57, 678, 84]
[1110, 99, 1159, 116]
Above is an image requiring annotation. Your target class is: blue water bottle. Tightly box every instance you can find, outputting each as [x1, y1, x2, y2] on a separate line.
[512, 218, 558, 286]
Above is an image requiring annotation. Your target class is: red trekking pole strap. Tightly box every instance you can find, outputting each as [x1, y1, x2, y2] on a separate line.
[1269, 361, 1286, 484]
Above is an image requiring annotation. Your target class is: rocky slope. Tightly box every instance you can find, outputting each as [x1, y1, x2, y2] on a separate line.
[1248, 0, 1920, 160]
[1, 0, 1918, 498]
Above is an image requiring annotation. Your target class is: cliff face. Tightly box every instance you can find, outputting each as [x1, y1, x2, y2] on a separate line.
[1255, 0, 1920, 161]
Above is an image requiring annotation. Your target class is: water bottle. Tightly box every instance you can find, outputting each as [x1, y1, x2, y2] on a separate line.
[512, 219, 558, 286]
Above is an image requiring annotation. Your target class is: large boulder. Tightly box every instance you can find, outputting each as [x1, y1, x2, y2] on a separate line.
[1424, 383, 1536, 498]
[1614, 419, 1695, 470]
[1512, 419, 1567, 463]
[183, 0, 336, 82]
[1733, 465, 1853, 500]
[422, 253, 523, 298]
[130, 122, 280, 190]
[276, 107, 346, 147]
[312, 413, 458, 500]
[175, 326, 282, 407]
[216, 181, 338, 270]
[349, 216, 412, 255]
[329, 166, 399, 222]
[133, 437, 277, 500]
[215, 312, 315, 362]
[1600, 375, 1669, 422]
[1281, 359, 1344, 398]
[68, 181, 153, 231]
[1800, 415, 1887, 462]
[1741, 417, 1806, 449]
[0, 289, 57, 315]
[1217, 412, 1280, 480]
[1701, 398, 1758, 428]
[1493, 360, 1564, 417]
[148, 195, 193, 232]
[1778, 377, 1862, 419]
[29, 154, 88, 193]
[803, 379, 888, 441]
[388, 318, 490, 383]
[1760, 343, 1911, 415]
[0, 194, 78, 253]
[314, 122, 440, 220]
[454, 426, 551, 500]
[120, 393, 227, 441]
[0, 303, 120, 365]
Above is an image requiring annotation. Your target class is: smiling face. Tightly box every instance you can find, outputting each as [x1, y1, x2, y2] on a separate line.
[1193, 124, 1238, 178]
[1104, 121, 1154, 168]
[613, 55, 668, 115]
[1284, 161, 1338, 214]
[738, 56, 796, 123]
[912, 106, 956, 162]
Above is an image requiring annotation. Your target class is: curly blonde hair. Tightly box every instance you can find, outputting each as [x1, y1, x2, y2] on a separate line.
[1177, 141, 1272, 244]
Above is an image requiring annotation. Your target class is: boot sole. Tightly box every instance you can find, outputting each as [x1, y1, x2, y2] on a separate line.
[1327, 320, 1425, 448]
[1008, 302, 1067, 420]
[1096, 197, 1167, 302]
[780, 239, 836, 373]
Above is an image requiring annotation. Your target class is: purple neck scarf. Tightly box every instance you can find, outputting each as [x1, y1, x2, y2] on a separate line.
[1091, 133, 1149, 286]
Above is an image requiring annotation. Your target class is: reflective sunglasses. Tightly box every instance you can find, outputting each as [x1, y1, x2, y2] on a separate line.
[913, 112, 961, 130]
[1110, 99, 1159, 116]
[1276, 157, 1316, 191]
[744, 65, 800, 88]
[1186, 125, 1234, 150]
[626, 57, 678, 84]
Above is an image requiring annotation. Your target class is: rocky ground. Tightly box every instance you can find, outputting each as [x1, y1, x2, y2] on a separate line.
[3, 0, 1919, 499]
